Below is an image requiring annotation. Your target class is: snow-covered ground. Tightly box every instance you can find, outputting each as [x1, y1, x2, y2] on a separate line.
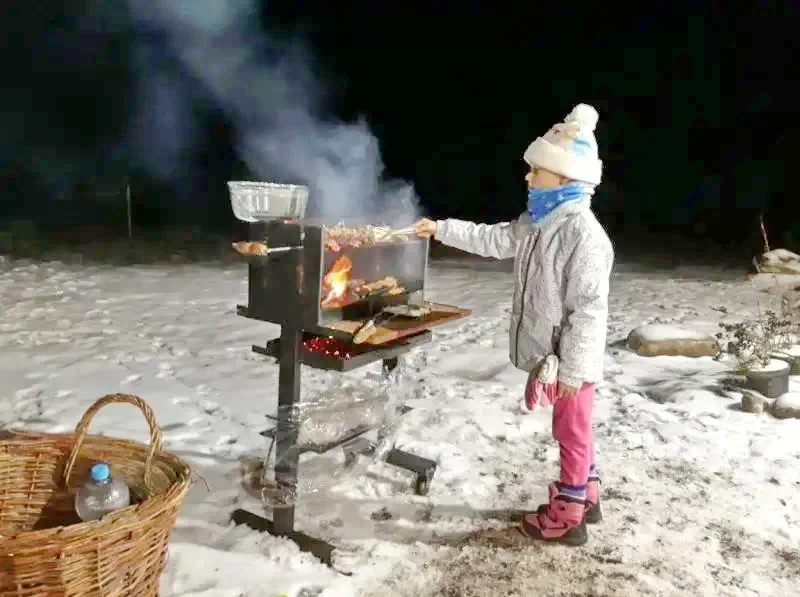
[1, 253, 799, 597]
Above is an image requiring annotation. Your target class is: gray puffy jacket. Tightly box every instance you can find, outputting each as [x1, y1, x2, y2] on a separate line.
[435, 198, 614, 388]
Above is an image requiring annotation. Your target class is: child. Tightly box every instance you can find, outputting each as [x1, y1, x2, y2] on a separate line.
[414, 103, 614, 546]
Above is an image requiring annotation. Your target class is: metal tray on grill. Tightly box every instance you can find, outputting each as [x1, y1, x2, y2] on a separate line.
[228, 181, 309, 222]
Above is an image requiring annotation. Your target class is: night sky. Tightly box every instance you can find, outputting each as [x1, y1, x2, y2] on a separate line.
[1, 2, 797, 257]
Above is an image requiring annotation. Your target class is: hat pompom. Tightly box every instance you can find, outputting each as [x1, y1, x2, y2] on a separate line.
[565, 103, 599, 131]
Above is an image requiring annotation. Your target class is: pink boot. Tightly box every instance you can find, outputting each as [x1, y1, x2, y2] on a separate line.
[521, 483, 588, 546]
[536, 478, 603, 524]
[586, 475, 603, 524]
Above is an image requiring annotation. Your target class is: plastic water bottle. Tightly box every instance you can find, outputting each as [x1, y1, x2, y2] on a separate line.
[75, 462, 131, 522]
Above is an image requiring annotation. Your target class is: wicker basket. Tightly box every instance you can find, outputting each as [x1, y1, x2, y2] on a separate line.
[0, 394, 192, 596]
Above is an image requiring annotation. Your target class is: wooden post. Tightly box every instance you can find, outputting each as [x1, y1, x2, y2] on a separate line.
[126, 182, 132, 240]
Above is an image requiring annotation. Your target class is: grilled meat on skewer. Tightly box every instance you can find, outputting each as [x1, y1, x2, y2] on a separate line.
[323, 223, 415, 251]
[232, 241, 269, 256]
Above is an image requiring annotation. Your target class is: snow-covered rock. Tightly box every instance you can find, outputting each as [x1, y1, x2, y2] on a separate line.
[749, 272, 800, 297]
[758, 249, 800, 274]
[627, 323, 720, 357]
[749, 250, 800, 301]
[741, 390, 775, 414]
[771, 392, 800, 419]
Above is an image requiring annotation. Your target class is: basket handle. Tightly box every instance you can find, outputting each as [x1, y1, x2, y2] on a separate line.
[63, 394, 163, 492]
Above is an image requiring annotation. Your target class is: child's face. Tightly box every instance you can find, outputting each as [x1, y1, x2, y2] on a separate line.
[525, 166, 566, 189]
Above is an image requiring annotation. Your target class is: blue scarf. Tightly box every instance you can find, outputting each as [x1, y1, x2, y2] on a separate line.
[527, 182, 594, 224]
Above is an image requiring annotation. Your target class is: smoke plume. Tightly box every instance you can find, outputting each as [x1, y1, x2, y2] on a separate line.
[128, 0, 420, 225]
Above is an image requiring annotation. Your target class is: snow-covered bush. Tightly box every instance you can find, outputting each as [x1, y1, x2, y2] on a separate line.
[717, 299, 795, 372]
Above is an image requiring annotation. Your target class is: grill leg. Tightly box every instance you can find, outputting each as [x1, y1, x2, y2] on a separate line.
[348, 357, 438, 496]
[379, 357, 400, 446]
[385, 449, 437, 496]
[382, 356, 399, 376]
[273, 324, 302, 536]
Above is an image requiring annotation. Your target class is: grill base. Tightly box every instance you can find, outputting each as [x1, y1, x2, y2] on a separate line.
[231, 508, 335, 566]
[233, 324, 437, 567]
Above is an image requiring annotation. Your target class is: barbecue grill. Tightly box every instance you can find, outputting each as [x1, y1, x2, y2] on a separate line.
[228, 182, 470, 565]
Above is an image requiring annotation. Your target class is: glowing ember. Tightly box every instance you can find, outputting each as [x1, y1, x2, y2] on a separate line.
[321, 255, 352, 307]
[303, 336, 354, 359]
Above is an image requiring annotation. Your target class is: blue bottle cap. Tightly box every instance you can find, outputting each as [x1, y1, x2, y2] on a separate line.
[90, 463, 111, 482]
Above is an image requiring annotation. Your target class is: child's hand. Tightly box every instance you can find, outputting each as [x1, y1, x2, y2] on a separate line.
[414, 218, 437, 238]
[556, 382, 579, 400]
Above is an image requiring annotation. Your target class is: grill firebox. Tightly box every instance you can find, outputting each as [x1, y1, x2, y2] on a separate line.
[241, 220, 429, 331]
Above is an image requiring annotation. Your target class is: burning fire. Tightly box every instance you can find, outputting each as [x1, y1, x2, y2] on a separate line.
[321, 255, 352, 307]
[320, 254, 406, 309]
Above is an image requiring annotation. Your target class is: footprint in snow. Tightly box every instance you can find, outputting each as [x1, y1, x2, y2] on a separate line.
[160, 421, 211, 444]
[170, 397, 227, 426]
[156, 364, 175, 380]
[24, 371, 50, 380]
[15, 386, 43, 401]
[121, 374, 142, 385]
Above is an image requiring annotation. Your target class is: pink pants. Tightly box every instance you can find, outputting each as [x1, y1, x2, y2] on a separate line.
[525, 376, 596, 487]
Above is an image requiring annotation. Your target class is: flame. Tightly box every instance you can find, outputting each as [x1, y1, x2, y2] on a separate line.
[321, 255, 352, 307]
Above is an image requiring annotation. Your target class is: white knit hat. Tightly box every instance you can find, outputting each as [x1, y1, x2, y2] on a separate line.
[523, 103, 603, 185]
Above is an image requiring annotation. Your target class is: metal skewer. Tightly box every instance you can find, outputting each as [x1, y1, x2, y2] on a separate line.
[264, 245, 300, 254]
[388, 226, 416, 237]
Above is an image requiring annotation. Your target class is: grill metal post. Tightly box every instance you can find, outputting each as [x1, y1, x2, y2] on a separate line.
[273, 322, 301, 536]
[273, 231, 303, 536]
